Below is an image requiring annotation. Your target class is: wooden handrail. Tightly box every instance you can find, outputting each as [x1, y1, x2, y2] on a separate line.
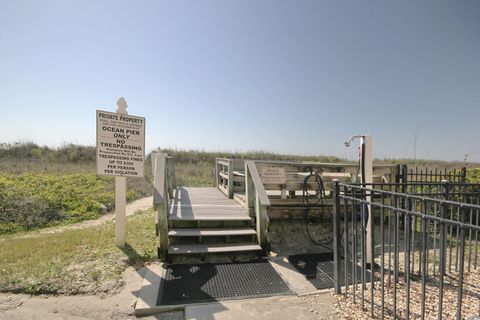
[152, 153, 176, 205]
[217, 160, 229, 166]
[302, 161, 397, 169]
[152, 153, 167, 206]
[245, 160, 270, 255]
[245, 160, 270, 207]
[151, 152, 173, 261]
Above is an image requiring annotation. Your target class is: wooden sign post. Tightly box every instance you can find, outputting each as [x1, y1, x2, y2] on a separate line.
[96, 97, 146, 248]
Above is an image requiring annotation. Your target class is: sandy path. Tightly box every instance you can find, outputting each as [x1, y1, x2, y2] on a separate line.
[0, 266, 182, 320]
[11, 196, 154, 240]
[0, 196, 184, 319]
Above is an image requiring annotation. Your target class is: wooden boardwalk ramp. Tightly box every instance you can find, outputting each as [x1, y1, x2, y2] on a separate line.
[166, 187, 261, 258]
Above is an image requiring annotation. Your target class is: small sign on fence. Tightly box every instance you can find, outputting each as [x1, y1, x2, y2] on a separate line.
[96, 109, 146, 177]
[260, 167, 287, 184]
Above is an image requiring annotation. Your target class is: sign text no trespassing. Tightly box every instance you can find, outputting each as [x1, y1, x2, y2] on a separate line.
[96, 110, 145, 177]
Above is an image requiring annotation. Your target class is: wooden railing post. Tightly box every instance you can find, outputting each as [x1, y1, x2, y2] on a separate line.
[227, 159, 234, 199]
[166, 158, 176, 198]
[153, 153, 169, 261]
[255, 195, 268, 254]
[245, 162, 254, 210]
[151, 152, 160, 235]
[215, 158, 219, 188]
[245, 161, 271, 255]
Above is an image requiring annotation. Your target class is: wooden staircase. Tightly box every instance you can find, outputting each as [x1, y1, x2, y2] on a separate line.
[152, 153, 270, 262]
[166, 187, 262, 260]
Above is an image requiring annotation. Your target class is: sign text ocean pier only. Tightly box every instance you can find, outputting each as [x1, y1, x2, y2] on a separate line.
[96, 97, 145, 248]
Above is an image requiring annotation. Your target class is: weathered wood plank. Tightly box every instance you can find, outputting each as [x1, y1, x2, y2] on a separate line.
[168, 228, 256, 236]
[169, 212, 251, 221]
[234, 192, 246, 207]
[168, 243, 261, 254]
[255, 194, 269, 254]
[168, 187, 250, 221]
[218, 184, 228, 197]
[157, 202, 169, 260]
[153, 155, 166, 205]
[219, 172, 228, 180]
[233, 170, 245, 177]
[245, 161, 270, 206]
[152, 153, 170, 261]
[217, 160, 229, 166]
[245, 162, 254, 209]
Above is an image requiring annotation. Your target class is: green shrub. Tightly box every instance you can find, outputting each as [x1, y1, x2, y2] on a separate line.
[0, 173, 115, 234]
[466, 168, 480, 183]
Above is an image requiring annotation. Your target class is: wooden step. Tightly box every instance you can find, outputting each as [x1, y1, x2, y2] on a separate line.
[168, 243, 262, 254]
[168, 214, 251, 221]
[168, 228, 256, 237]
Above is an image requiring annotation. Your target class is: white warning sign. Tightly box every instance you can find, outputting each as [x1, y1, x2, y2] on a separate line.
[96, 110, 145, 177]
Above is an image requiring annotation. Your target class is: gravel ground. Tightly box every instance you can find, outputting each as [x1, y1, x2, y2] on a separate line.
[269, 219, 333, 256]
[335, 266, 480, 319]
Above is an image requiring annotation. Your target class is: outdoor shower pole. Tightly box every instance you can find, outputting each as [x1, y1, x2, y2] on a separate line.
[362, 135, 374, 265]
[344, 134, 374, 264]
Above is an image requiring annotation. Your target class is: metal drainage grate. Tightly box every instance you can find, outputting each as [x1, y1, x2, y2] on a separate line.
[158, 260, 293, 305]
[288, 253, 371, 290]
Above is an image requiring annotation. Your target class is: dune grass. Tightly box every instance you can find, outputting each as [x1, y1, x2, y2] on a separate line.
[0, 142, 476, 234]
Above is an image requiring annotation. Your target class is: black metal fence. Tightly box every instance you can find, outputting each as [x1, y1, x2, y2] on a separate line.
[399, 165, 467, 184]
[332, 181, 480, 320]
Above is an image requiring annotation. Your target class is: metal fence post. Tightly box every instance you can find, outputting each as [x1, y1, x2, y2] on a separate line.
[333, 180, 342, 294]
[461, 167, 467, 183]
[442, 179, 451, 201]
[438, 199, 447, 318]
[402, 164, 408, 184]
[395, 164, 401, 183]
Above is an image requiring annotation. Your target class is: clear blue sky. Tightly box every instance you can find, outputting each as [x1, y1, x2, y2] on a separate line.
[1, 1, 479, 161]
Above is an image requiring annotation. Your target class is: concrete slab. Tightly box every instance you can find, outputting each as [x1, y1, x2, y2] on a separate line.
[268, 256, 318, 295]
[135, 264, 169, 316]
[184, 294, 337, 320]
[138, 311, 184, 320]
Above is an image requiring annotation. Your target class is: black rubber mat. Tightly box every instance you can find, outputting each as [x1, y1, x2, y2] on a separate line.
[288, 253, 371, 290]
[158, 260, 293, 305]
